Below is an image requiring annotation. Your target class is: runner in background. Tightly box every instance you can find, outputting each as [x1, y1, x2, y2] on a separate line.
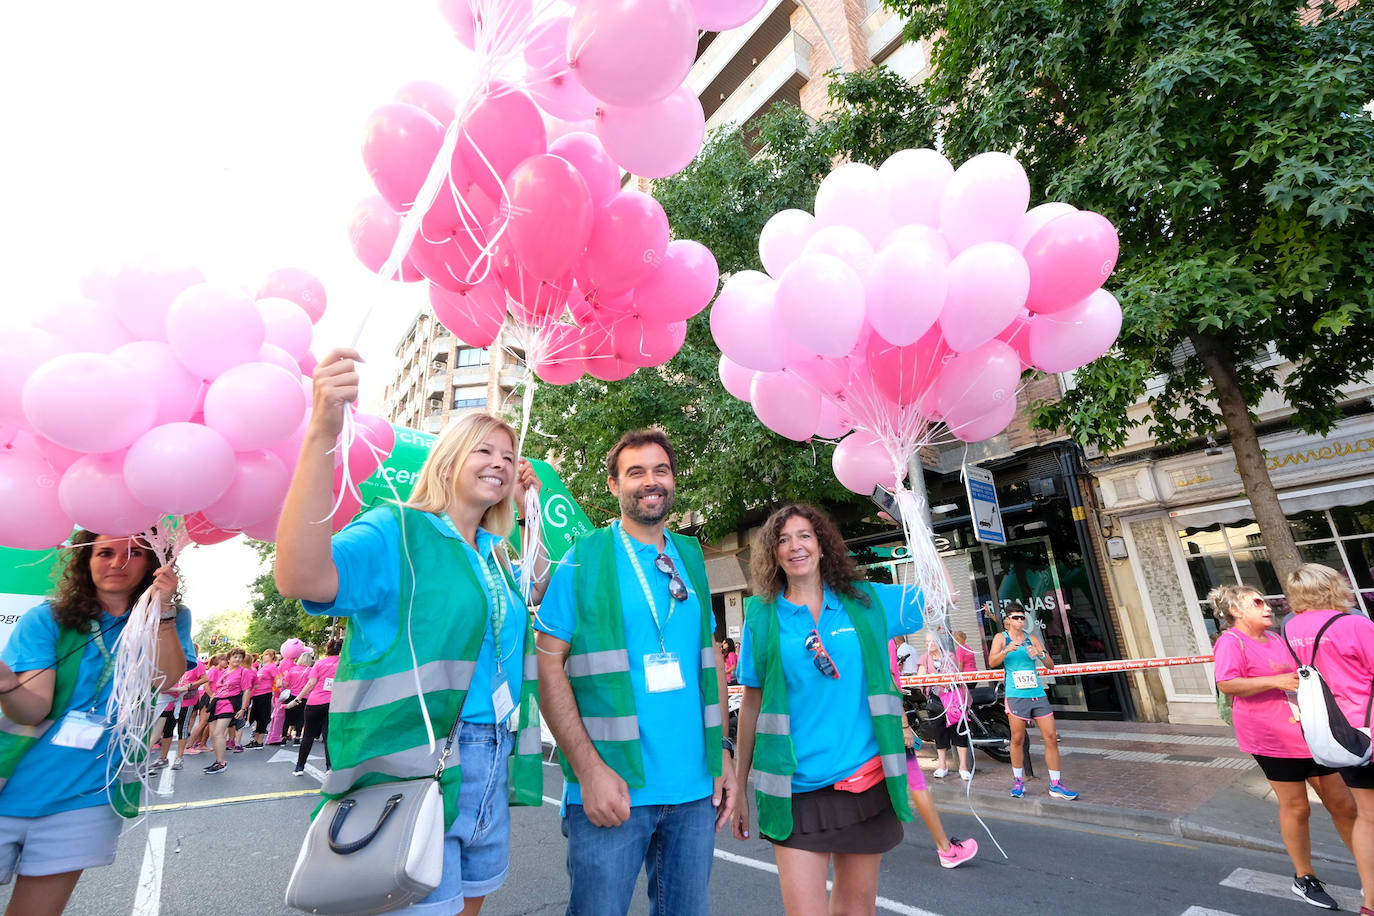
[917, 634, 975, 781]
[282, 648, 312, 746]
[246, 648, 278, 749]
[286, 639, 340, 776]
[153, 649, 207, 771]
[203, 647, 252, 774]
[184, 652, 223, 753]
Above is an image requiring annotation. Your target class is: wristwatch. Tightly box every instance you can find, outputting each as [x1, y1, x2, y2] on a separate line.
[722, 737, 736, 757]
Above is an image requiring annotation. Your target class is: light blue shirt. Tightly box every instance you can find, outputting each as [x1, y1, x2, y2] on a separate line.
[535, 522, 713, 808]
[737, 583, 923, 790]
[303, 509, 527, 725]
[0, 601, 195, 816]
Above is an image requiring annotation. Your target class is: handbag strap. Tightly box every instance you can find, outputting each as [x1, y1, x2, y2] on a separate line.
[433, 711, 466, 780]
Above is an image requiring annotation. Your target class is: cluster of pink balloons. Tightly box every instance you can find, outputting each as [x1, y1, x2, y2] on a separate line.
[0, 262, 393, 550]
[711, 149, 1123, 495]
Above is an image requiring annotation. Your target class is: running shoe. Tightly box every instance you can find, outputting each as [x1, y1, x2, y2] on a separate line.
[938, 838, 978, 869]
[204, 761, 227, 775]
[1010, 777, 1024, 798]
[150, 758, 168, 771]
[1292, 874, 1339, 910]
[246, 740, 264, 749]
[292, 767, 305, 777]
[932, 768, 949, 779]
[232, 746, 244, 754]
[170, 759, 183, 771]
[1048, 780, 1080, 800]
[959, 770, 972, 781]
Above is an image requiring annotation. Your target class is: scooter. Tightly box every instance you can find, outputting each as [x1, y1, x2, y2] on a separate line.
[903, 681, 1013, 763]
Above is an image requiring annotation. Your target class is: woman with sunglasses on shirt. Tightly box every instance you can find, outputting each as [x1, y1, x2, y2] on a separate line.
[988, 602, 1079, 801]
[732, 504, 975, 915]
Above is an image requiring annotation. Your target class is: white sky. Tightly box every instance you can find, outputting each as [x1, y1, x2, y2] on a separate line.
[1, 2, 478, 618]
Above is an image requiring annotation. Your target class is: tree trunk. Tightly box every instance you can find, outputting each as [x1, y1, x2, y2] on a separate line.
[1190, 332, 1303, 592]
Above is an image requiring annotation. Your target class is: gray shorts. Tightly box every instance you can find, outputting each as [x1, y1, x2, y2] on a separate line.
[1006, 696, 1054, 722]
[0, 805, 123, 883]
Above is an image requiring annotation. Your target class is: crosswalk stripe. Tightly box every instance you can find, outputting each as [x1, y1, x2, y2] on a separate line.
[1220, 867, 1361, 911]
[1179, 907, 1239, 916]
[712, 849, 941, 916]
[132, 826, 166, 916]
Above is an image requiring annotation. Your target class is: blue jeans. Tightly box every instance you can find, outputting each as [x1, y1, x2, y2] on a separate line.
[562, 796, 715, 916]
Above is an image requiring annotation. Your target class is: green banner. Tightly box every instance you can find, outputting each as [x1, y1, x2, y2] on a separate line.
[0, 546, 61, 597]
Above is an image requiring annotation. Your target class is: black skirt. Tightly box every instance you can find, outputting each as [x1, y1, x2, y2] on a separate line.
[769, 781, 903, 854]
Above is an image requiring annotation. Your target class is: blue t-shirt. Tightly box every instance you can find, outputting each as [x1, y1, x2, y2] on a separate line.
[737, 583, 924, 790]
[1000, 633, 1045, 698]
[535, 522, 713, 808]
[303, 509, 527, 725]
[0, 601, 196, 817]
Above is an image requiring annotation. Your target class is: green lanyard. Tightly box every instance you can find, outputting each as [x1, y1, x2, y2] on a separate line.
[88, 621, 117, 715]
[440, 514, 510, 674]
[616, 523, 677, 653]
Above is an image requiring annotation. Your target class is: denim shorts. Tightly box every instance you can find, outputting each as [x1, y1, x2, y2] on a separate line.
[404, 720, 514, 913]
[0, 804, 123, 883]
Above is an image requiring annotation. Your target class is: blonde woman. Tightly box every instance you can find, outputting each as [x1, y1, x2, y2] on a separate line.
[1282, 564, 1374, 916]
[1210, 583, 1354, 910]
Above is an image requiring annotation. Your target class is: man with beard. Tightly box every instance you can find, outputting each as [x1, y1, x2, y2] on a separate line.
[537, 428, 737, 916]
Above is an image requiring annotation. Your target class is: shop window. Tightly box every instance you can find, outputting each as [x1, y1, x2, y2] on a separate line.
[1232, 549, 1281, 595]
[1289, 509, 1330, 542]
[1333, 502, 1374, 538]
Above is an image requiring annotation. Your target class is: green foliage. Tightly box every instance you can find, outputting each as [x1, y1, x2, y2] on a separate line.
[891, 0, 1374, 451]
[242, 541, 328, 653]
[528, 71, 939, 539]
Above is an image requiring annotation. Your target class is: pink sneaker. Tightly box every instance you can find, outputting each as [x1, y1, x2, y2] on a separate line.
[938, 838, 978, 869]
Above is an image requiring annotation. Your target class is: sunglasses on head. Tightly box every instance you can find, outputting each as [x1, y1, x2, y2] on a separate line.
[804, 628, 840, 679]
[654, 553, 689, 603]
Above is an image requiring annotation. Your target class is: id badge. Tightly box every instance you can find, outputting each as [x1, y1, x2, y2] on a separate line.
[644, 652, 685, 693]
[50, 711, 106, 750]
[1012, 670, 1039, 690]
[492, 680, 516, 724]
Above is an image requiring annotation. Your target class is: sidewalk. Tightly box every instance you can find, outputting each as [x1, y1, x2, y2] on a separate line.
[918, 719, 1355, 866]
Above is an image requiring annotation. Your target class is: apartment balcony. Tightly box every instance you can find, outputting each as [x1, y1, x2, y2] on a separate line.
[690, 0, 797, 123]
[426, 372, 449, 397]
[430, 334, 454, 362]
[424, 412, 444, 434]
[706, 29, 813, 133]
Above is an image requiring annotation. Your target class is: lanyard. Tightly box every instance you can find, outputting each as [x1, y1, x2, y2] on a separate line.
[89, 621, 117, 714]
[440, 514, 511, 674]
[616, 523, 677, 653]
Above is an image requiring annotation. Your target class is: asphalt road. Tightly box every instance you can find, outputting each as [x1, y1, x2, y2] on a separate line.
[4, 745, 1363, 915]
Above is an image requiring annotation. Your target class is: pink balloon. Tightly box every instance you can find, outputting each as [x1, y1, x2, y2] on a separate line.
[867, 233, 948, 346]
[708, 271, 787, 371]
[568, 0, 698, 107]
[759, 209, 816, 279]
[352, 413, 396, 479]
[408, 189, 500, 291]
[775, 254, 866, 358]
[996, 309, 1034, 369]
[581, 333, 636, 382]
[0, 447, 73, 550]
[59, 453, 161, 537]
[0, 326, 64, 427]
[245, 508, 285, 542]
[33, 299, 133, 354]
[257, 343, 301, 376]
[932, 339, 1022, 419]
[297, 351, 318, 377]
[938, 242, 1029, 352]
[751, 371, 819, 441]
[832, 431, 903, 495]
[31, 433, 82, 473]
[24, 353, 157, 453]
[1013, 202, 1077, 250]
[439, 0, 533, 50]
[203, 363, 308, 451]
[363, 103, 447, 214]
[166, 284, 268, 380]
[525, 16, 599, 122]
[1028, 288, 1123, 373]
[458, 83, 547, 203]
[346, 196, 425, 281]
[123, 423, 236, 515]
[947, 395, 1018, 443]
[938, 151, 1031, 253]
[880, 148, 953, 229]
[532, 324, 586, 385]
[1022, 210, 1119, 314]
[583, 191, 670, 293]
[548, 133, 621, 211]
[691, 0, 767, 30]
[113, 340, 203, 426]
[569, 283, 636, 327]
[635, 239, 718, 322]
[866, 328, 950, 410]
[497, 250, 570, 327]
[622, 318, 686, 367]
[258, 267, 327, 324]
[815, 397, 854, 439]
[815, 162, 891, 247]
[255, 297, 313, 361]
[184, 510, 238, 545]
[267, 412, 308, 479]
[802, 225, 874, 277]
[718, 355, 756, 401]
[107, 256, 207, 340]
[597, 86, 704, 178]
[788, 345, 869, 401]
[203, 450, 289, 530]
[506, 154, 594, 281]
[394, 80, 457, 126]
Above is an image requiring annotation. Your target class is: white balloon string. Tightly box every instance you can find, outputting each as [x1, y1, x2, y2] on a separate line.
[519, 485, 543, 602]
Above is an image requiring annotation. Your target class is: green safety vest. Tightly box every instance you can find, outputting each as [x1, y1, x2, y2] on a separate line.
[744, 583, 912, 841]
[320, 506, 544, 828]
[560, 526, 723, 788]
[0, 610, 144, 818]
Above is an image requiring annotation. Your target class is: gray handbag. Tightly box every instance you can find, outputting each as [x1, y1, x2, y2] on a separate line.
[284, 717, 462, 915]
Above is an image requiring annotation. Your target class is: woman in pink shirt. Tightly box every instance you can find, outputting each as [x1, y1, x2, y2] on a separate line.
[916, 633, 979, 780]
[1213, 581, 1356, 910]
[281, 650, 313, 745]
[1281, 565, 1374, 915]
[285, 639, 341, 776]
[203, 647, 254, 775]
[247, 648, 279, 749]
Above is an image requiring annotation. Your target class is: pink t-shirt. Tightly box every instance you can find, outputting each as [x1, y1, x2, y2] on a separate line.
[253, 662, 278, 696]
[1213, 628, 1308, 757]
[1282, 610, 1374, 731]
[214, 665, 254, 699]
[178, 662, 206, 708]
[306, 656, 340, 705]
[285, 661, 311, 696]
[206, 666, 223, 697]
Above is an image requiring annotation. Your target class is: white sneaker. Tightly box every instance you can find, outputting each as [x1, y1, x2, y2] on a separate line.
[932, 768, 949, 778]
[959, 770, 972, 781]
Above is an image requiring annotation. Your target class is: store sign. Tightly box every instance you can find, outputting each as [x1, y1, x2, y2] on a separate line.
[965, 466, 1006, 545]
[0, 545, 62, 652]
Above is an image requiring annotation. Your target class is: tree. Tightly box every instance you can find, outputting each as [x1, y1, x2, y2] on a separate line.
[242, 541, 329, 652]
[527, 69, 941, 539]
[889, 0, 1374, 585]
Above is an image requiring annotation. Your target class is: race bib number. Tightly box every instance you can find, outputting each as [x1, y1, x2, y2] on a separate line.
[644, 653, 685, 693]
[323, 677, 334, 693]
[50, 711, 106, 750]
[1012, 670, 1039, 691]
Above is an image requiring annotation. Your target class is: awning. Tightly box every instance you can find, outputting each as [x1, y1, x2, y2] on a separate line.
[1169, 477, 1374, 528]
[704, 554, 749, 594]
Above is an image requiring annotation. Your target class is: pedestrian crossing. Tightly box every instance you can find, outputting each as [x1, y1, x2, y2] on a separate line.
[1179, 867, 1362, 914]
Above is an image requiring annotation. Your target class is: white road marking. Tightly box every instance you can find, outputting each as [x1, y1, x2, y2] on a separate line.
[1179, 907, 1240, 916]
[131, 825, 166, 916]
[155, 763, 176, 796]
[712, 849, 941, 916]
[1220, 867, 1361, 911]
[269, 749, 325, 765]
[304, 764, 326, 783]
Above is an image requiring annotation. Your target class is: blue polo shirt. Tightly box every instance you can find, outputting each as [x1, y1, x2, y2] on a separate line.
[737, 583, 924, 790]
[0, 601, 196, 816]
[535, 522, 713, 808]
[303, 508, 527, 725]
